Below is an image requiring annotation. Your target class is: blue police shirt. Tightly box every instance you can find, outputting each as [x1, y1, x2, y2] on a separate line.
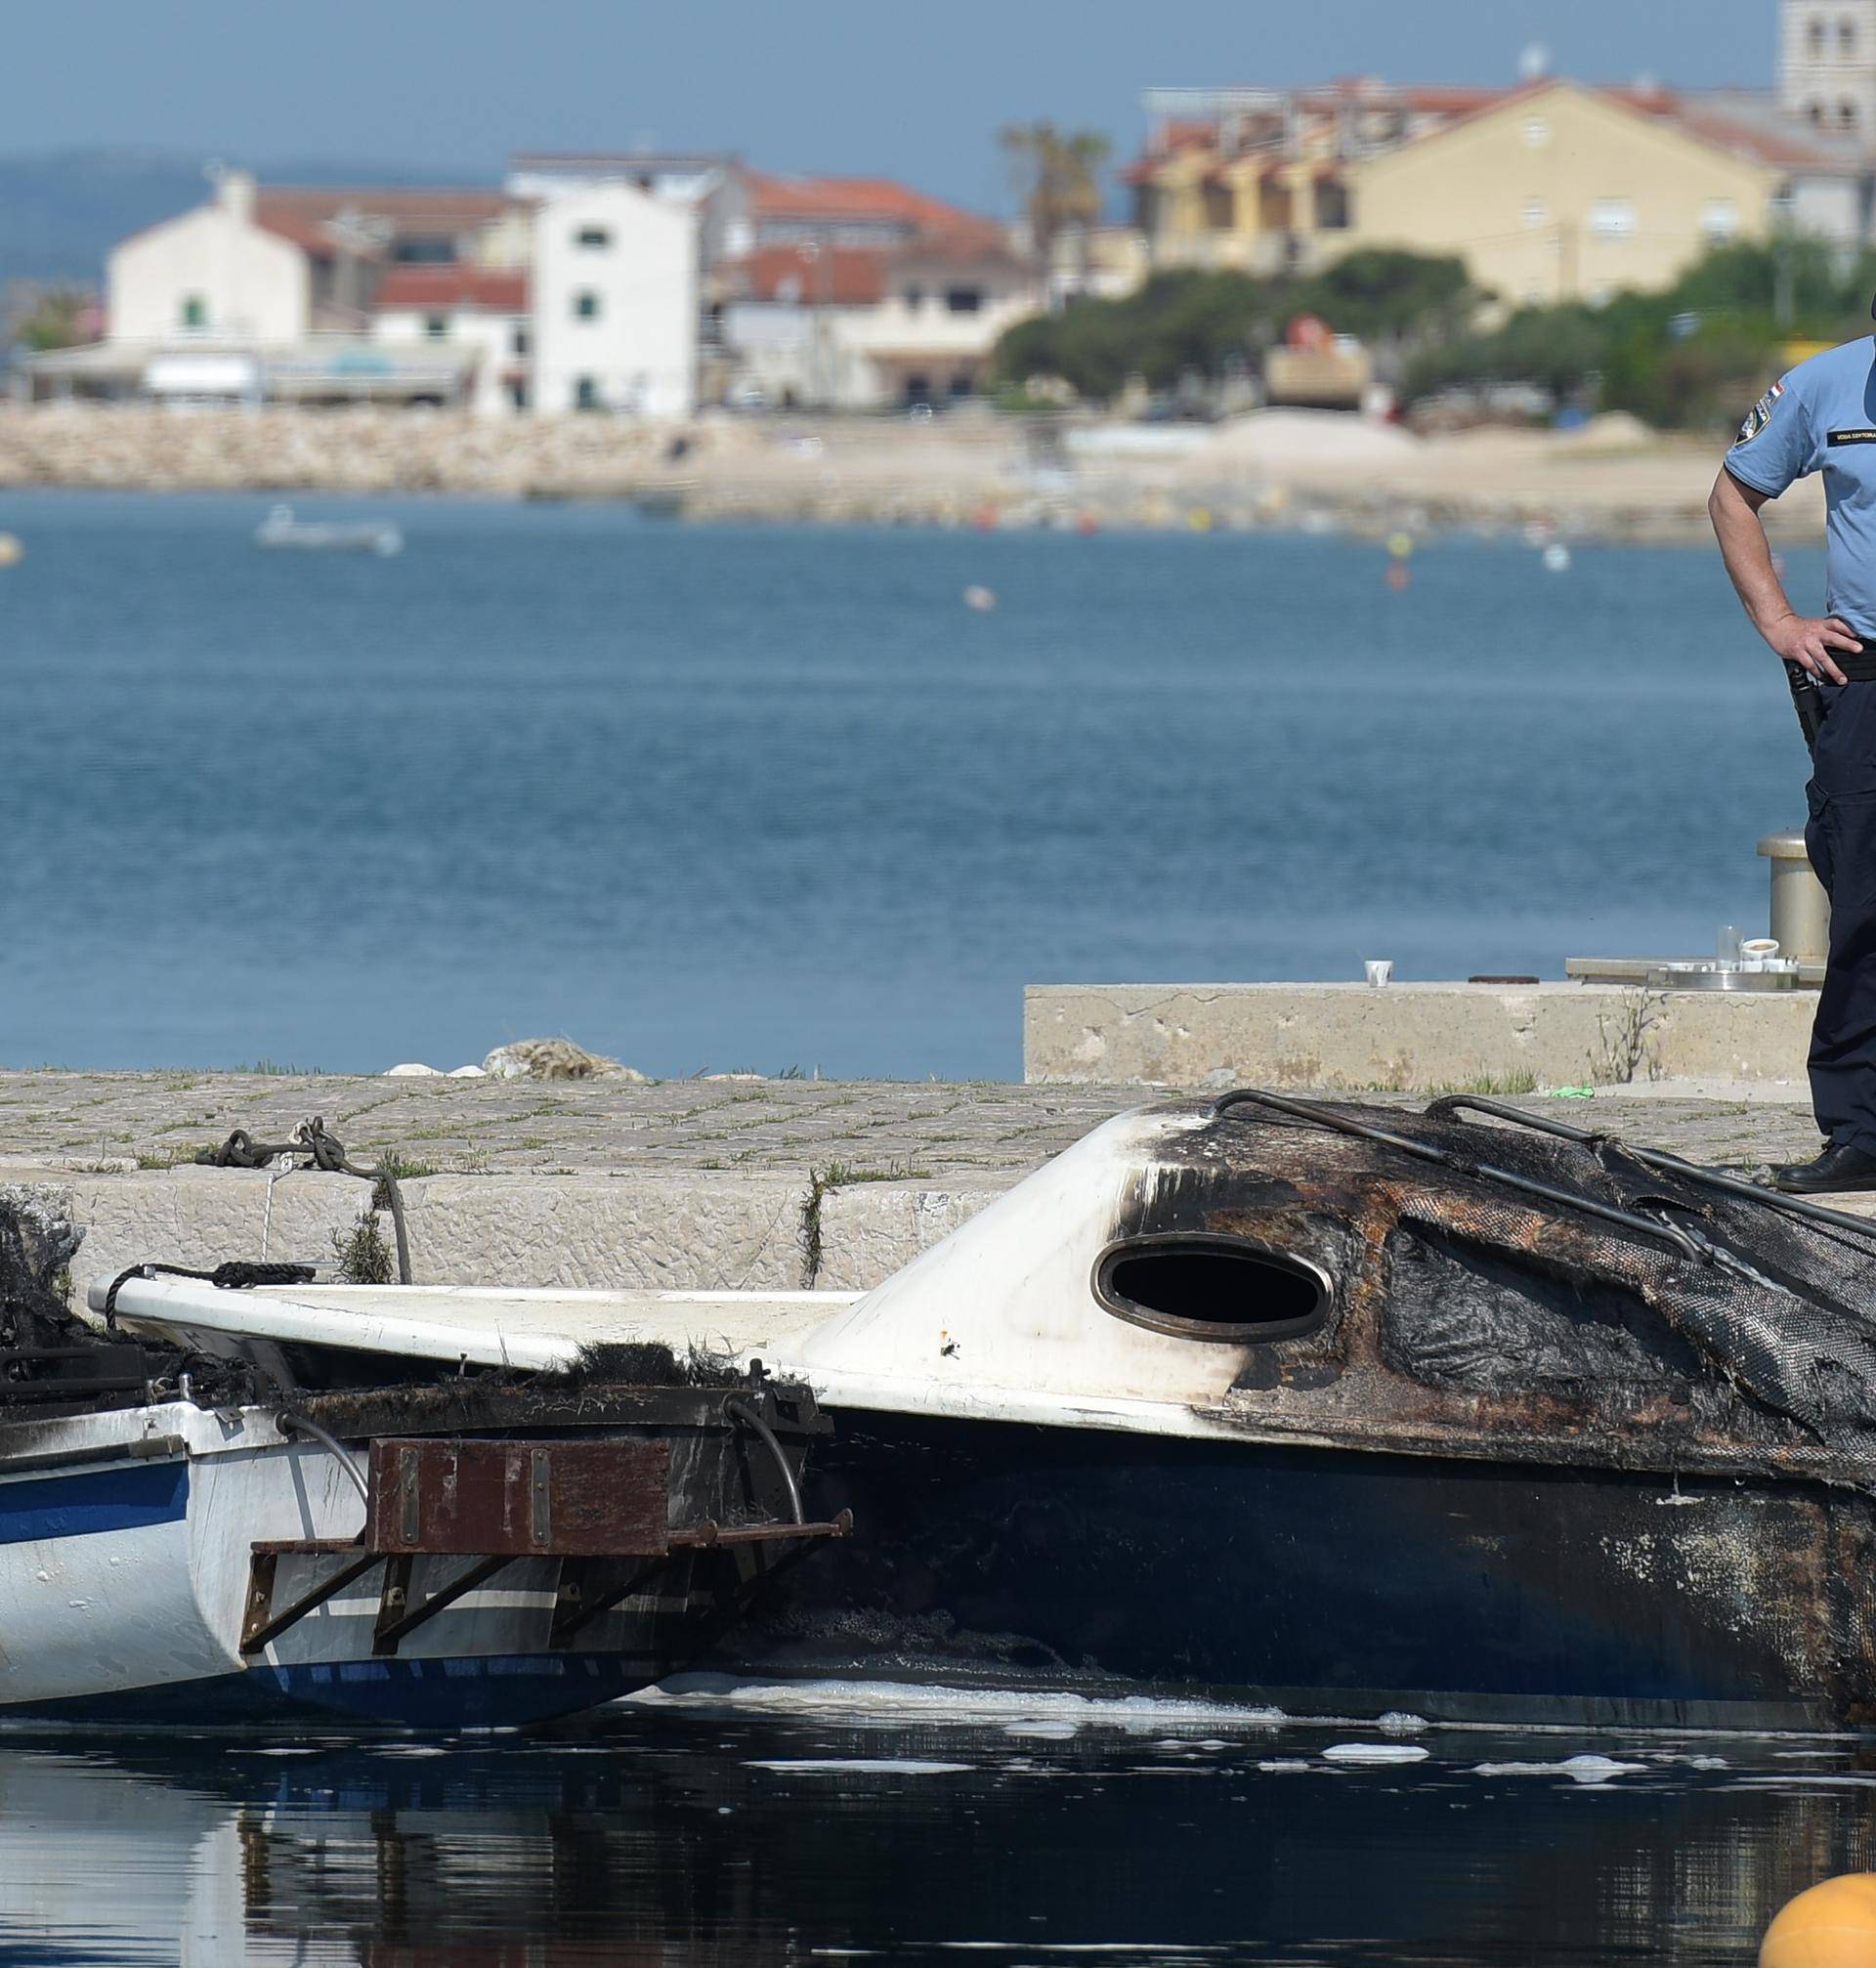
[1726, 337, 1876, 637]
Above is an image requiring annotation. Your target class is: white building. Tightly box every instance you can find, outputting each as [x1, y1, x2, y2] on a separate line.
[109, 171, 308, 344]
[530, 180, 699, 418]
[370, 266, 531, 415]
[1781, 0, 1876, 137]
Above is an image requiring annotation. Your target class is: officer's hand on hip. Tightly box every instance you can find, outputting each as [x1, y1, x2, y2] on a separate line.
[1769, 613, 1862, 685]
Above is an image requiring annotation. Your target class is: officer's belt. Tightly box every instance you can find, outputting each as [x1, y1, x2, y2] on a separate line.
[1829, 651, 1876, 681]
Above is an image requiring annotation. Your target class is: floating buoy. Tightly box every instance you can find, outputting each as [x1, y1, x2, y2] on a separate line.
[1077, 511, 1100, 535]
[1386, 531, 1415, 560]
[1187, 507, 1214, 533]
[1761, 1873, 1876, 1967]
[0, 535, 22, 569]
[963, 584, 998, 612]
[972, 505, 1000, 532]
[1543, 542, 1573, 574]
[1385, 561, 1412, 593]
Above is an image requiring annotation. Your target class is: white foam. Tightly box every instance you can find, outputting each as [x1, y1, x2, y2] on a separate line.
[1258, 1759, 1313, 1774]
[629, 1675, 1288, 1733]
[1002, 1721, 1080, 1739]
[1471, 1754, 1647, 1785]
[1322, 1743, 1430, 1766]
[746, 1758, 973, 1775]
[1733, 1774, 1876, 1788]
[1377, 1711, 1429, 1734]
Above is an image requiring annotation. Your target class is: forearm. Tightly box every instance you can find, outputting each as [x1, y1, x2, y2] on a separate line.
[1709, 472, 1795, 644]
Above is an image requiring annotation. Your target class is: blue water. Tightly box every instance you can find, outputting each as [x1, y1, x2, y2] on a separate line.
[0, 491, 1816, 1078]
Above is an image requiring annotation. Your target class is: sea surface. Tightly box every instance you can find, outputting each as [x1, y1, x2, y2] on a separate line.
[0, 1678, 1866, 1964]
[0, 489, 1820, 1079]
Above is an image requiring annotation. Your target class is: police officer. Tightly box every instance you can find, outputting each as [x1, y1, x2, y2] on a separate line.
[1712, 322, 1876, 1191]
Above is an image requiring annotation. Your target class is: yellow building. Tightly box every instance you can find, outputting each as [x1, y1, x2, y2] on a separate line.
[1349, 82, 1782, 307]
[1125, 78, 1858, 304]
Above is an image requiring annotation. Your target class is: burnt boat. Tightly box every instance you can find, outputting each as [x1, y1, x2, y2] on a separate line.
[0, 1194, 843, 1729]
[94, 1091, 1876, 1731]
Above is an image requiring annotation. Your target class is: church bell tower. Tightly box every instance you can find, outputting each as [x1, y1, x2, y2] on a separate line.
[1781, 1, 1876, 141]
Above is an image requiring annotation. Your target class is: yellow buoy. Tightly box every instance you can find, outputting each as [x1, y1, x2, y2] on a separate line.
[1386, 532, 1415, 560]
[1762, 1873, 1876, 1966]
[1187, 507, 1214, 533]
[0, 534, 22, 569]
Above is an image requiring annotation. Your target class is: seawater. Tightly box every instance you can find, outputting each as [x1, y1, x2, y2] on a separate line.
[0, 1684, 1865, 1964]
[0, 489, 1819, 1079]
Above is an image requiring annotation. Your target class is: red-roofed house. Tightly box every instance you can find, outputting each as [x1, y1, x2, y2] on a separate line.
[719, 177, 1038, 409]
[372, 266, 533, 415]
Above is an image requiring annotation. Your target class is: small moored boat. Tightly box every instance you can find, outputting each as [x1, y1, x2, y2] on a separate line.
[254, 504, 403, 555]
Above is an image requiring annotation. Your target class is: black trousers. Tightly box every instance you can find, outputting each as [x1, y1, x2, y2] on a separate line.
[1806, 680, 1876, 1151]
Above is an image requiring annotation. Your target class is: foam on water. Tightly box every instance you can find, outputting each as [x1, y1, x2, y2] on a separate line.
[1470, 1754, 1648, 1785]
[746, 1758, 975, 1775]
[630, 1674, 1290, 1733]
[1321, 1743, 1430, 1766]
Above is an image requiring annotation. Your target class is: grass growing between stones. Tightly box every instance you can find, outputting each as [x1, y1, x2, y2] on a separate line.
[799, 1159, 934, 1287]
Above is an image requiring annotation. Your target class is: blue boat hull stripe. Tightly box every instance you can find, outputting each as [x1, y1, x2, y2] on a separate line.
[0, 1460, 188, 1544]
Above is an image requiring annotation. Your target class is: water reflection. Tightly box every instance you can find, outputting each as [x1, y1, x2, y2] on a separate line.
[0, 1691, 1871, 1965]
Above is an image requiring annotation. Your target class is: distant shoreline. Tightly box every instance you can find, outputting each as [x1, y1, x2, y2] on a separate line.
[0, 404, 1825, 547]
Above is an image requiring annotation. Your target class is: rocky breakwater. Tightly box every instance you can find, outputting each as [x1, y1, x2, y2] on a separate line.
[0, 404, 1029, 519]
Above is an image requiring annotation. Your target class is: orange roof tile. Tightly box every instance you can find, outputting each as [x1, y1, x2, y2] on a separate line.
[735, 244, 888, 306]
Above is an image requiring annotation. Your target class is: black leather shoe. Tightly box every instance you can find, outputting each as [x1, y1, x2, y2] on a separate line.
[1769, 1143, 1876, 1193]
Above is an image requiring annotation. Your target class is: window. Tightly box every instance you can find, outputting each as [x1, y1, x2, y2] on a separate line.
[576, 227, 612, 249]
[1523, 117, 1551, 149]
[1844, 16, 1859, 55]
[1809, 99, 1827, 124]
[945, 285, 983, 314]
[1702, 198, 1740, 242]
[1315, 180, 1350, 231]
[574, 290, 601, 321]
[511, 325, 530, 357]
[1522, 200, 1550, 230]
[574, 375, 600, 410]
[903, 282, 925, 308]
[1812, 15, 1828, 55]
[180, 294, 206, 330]
[393, 237, 456, 265]
[509, 380, 529, 410]
[948, 370, 974, 398]
[423, 313, 448, 340]
[1094, 1234, 1331, 1345]
[1844, 100, 1861, 129]
[1589, 198, 1635, 239]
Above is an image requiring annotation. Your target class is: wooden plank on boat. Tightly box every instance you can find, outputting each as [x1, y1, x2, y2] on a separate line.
[365, 1437, 670, 1557]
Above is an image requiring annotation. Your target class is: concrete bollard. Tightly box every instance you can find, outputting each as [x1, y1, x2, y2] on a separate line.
[1760, 831, 1830, 966]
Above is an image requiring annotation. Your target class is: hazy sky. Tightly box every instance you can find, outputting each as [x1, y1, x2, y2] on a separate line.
[7, 1, 1782, 209]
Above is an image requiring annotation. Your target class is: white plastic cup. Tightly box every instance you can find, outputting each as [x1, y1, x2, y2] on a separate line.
[1741, 937, 1779, 972]
[1365, 960, 1394, 988]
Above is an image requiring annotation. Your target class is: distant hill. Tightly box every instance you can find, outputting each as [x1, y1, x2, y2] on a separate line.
[0, 148, 495, 289]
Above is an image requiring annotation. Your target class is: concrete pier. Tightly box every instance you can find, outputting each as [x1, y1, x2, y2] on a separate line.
[1024, 981, 1817, 1091]
[0, 1068, 1846, 1309]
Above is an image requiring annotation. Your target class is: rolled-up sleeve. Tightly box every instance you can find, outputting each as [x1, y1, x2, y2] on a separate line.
[1727, 377, 1815, 497]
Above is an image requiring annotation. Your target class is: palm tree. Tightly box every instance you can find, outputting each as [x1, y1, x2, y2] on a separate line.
[1000, 123, 1111, 287]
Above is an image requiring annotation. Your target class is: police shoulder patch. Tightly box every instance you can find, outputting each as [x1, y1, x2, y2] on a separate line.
[1734, 379, 1785, 448]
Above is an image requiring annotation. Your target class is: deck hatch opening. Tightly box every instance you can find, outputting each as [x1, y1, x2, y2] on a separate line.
[1094, 1235, 1331, 1344]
